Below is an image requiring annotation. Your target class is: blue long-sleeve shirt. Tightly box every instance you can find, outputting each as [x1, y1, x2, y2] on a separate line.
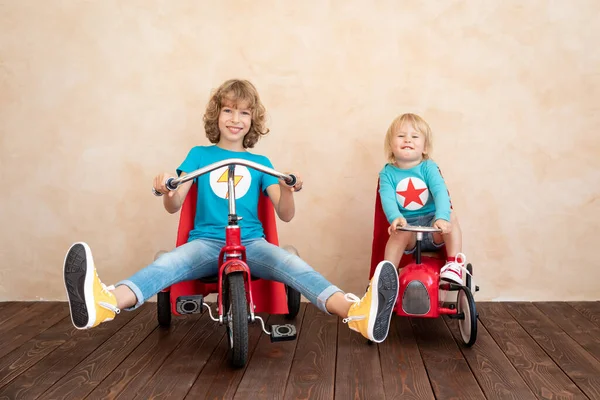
[379, 160, 452, 224]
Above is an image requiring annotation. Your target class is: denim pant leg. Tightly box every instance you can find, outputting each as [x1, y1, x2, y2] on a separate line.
[245, 239, 342, 313]
[115, 238, 223, 310]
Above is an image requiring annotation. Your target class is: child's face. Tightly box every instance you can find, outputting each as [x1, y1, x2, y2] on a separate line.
[390, 121, 427, 165]
[218, 98, 252, 146]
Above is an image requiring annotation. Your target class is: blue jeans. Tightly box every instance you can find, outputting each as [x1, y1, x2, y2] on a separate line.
[404, 212, 445, 254]
[116, 238, 342, 313]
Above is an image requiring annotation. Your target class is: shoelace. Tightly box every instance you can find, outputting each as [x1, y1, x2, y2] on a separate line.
[96, 272, 120, 314]
[442, 253, 467, 273]
[342, 293, 366, 323]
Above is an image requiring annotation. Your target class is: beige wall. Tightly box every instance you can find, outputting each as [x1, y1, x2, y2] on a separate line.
[1, 1, 599, 302]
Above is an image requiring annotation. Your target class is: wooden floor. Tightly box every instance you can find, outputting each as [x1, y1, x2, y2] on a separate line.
[0, 302, 599, 399]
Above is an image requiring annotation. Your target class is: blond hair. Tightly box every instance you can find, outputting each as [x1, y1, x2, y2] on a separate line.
[203, 79, 269, 148]
[384, 113, 432, 163]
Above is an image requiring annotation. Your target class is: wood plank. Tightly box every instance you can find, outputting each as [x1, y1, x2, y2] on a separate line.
[478, 303, 587, 400]
[334, 314, 385, 400]
[283, 305, 337, 400]
[535, 302, 600, 363]
[0, 302, 18, 320]
[185, 312, 268, 400]
[37, 306, 157, 400]
[132, 310, 224, 399]
[378, 317, 434, 400]
[0, 302, 58, 339]
[0, 302, 31, 326]
[0, 317, 74, 388]
[506, 302, 600, 399]
[234, 304, 308, 400]
[0, 306, 141, 400]
[569, 302, 600, 328]
[0, 303, 69, 359]
[410, 317, 485, 400]
[86, 312, 200, 399]
[443, 315, 536, 399]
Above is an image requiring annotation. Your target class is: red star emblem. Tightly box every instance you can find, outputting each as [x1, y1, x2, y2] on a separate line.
[397, 178, 427, 207]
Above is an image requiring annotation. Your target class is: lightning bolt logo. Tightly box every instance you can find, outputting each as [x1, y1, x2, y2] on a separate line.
[217, 170, 243, 198]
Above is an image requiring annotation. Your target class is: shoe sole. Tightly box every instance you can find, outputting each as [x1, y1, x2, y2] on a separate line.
[370, 261, 399, 343]
[63, 242, 96, 329]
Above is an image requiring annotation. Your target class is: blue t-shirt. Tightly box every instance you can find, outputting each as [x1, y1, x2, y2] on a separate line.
[379, 159, 452, 224]
[177, 145, 279, 241]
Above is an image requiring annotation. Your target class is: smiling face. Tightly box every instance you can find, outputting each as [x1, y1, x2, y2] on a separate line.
[203, 79, 270, 150]
[217, 97, 252, 150]
[384, 113, 432, 168]
[390, 121, 427, 166]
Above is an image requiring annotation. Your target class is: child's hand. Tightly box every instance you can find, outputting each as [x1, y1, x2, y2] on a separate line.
[388, 217, 408, 235]
[153, 172, 176, 197]
[280, 172, 303, 193]
[433, 219, 452, 234]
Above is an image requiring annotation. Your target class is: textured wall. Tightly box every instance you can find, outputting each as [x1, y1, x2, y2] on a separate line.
[1, 1, 599, 301]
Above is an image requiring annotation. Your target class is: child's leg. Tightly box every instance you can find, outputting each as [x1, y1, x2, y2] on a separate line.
[63, 239, 222, 329]
[384, 231, 416, 267]
[431, 212, 462, 257]
[434, 213, 467, 284]
[245, 239, 399, 343]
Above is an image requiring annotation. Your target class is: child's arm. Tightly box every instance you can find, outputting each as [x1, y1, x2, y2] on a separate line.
[266, 174, 302, 222]
[379, 170, 404, 224]
[153, 172, 193, 214]
[423, 160, 452, 222]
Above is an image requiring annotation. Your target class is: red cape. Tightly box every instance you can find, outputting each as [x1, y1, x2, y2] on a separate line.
[370, 181, 393, 279]
[168, 183, 288, 314]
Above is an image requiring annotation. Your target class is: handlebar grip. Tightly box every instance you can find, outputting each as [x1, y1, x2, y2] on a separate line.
[285, 174, 297, 187]
[165, 177, 178, 191]
[152, 177, 178, 197]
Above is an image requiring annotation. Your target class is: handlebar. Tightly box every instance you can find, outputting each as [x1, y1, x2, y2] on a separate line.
[396, 225, 442, 233]
[153, 158, 298, 196]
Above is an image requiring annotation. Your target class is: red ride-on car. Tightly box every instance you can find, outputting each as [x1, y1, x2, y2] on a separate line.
[370, 182, 479, 346]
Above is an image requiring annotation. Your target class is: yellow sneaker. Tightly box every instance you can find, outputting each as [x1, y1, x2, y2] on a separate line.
[343, 261, 398, 342]
[63, 242, 120, 329]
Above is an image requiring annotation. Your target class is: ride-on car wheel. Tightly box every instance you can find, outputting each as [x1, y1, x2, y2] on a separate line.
[466, 263, 473, 293]
[224, 272, 249, 368]
[457, 286, 477, 347]
[157, 291, 171, 327]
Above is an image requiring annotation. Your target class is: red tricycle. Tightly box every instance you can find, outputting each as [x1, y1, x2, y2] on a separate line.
[370, 191, 480, 346]
[153, 158, 302, 367]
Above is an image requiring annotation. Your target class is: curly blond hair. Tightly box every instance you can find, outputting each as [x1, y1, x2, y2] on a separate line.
[203, 79, 269, 148]
[384, 113, 432, 163]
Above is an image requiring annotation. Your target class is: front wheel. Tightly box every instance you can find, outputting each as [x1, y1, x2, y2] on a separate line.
[457, 287, 477, 347]
[224, 272, 249, 368]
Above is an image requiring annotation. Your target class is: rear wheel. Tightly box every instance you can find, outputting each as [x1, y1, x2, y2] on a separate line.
[157, 291, 171, 327]
[224, 272, 249, 368]
[282, 245, 302, 320]
[285, 285, 301, 320]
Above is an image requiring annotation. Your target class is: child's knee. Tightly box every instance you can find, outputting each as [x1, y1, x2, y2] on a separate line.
[387, 231, 416, 252]
[388, 230, 412, 242]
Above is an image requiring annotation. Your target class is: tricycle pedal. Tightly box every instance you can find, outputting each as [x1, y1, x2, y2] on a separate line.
[270, 324, 297, 342]
[176, 295, 204, 314]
